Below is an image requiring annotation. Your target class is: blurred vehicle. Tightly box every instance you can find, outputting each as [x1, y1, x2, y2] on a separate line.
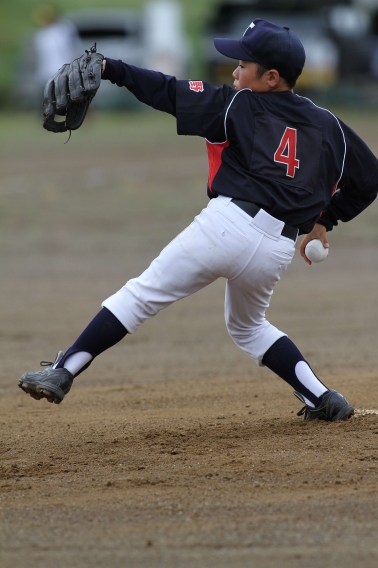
[15, 1, 191, 110]
[204, 0, 375, 93]
[64, 8, 145, 110]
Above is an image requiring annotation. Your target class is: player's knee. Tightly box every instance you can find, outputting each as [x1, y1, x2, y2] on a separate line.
[226, 320, 264, 346]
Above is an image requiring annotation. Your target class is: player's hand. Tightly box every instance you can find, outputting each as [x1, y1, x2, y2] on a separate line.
[299, 223, 329, 265]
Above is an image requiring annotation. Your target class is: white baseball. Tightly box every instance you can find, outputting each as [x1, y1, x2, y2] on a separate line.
[304, 239, 329, 263]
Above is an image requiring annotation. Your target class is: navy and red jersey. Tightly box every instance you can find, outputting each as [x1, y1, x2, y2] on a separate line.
[102, 58, 378, 234]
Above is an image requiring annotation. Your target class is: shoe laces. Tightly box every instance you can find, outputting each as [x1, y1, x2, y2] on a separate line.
[40, 351, 64, 369]
[297, 406, 307, 417]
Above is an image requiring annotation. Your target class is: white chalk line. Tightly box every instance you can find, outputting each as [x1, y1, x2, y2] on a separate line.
[354, 409, 378, 417]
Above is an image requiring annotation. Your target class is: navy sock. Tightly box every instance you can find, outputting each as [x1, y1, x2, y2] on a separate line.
[57, 307, 127, 376]
[262, 336, 328, 406]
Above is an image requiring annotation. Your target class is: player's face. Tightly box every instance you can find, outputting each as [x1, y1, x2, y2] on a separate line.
[232, 60, 284, 92]
[232, 61, 266, 91]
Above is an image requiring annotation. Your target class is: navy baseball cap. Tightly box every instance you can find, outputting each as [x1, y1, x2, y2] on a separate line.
[214, 18, 305, 82]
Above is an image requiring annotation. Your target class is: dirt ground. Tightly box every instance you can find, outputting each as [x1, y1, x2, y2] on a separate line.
[0, 110, 378, 568]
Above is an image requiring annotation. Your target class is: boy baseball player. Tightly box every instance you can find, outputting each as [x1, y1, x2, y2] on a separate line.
[19, 19, 378, 421]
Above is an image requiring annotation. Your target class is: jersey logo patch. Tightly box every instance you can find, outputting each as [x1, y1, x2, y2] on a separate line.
[189, 80, 204, 92]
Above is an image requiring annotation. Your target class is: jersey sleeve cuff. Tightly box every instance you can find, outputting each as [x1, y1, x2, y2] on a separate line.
[314, 215, 336, 231]
[101, 58, 123, 83]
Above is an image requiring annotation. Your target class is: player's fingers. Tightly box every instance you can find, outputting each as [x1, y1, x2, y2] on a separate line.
[320, 235, 329, 248]
[299, 235, 309, 255]
[300, 251, 312, 264]
[311, 230, 329, 249]
[301, 250, 312, 265]
[68, 58, 85, 102]
[311, 223, 328, 246]
[299, 236, 312, 265]
[299, 223, 328, 263]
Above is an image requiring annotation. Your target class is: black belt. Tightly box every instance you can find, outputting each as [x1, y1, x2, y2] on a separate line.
[231, 199, 298, 241]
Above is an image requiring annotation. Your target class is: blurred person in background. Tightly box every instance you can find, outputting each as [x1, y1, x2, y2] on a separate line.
[32, 3, 80, 89]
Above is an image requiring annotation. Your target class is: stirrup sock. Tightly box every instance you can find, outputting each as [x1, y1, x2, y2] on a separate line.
[56, 307, 128, 377]
[262, 336, 328, 407]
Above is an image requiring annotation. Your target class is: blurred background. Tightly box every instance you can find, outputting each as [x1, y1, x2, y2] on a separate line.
[3, 0, 378, 109]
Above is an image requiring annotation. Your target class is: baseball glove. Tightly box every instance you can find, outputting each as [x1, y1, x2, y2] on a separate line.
[43, 44, 104, 135]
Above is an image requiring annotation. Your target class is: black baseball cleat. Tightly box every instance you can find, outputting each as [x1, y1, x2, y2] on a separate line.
[18, 351, 73, 404]
[294, 389, 354, 422]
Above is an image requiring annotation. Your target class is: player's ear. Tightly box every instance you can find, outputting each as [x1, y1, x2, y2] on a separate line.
[266, 69, 280, 88]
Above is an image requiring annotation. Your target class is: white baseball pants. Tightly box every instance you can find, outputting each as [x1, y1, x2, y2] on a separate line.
[103, 195, 296, 366]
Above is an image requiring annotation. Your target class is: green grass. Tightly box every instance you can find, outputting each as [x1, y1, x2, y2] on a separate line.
[0, 0, 219, 104]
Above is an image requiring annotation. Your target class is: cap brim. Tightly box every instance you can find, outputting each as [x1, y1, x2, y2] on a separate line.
[214, 38, 255, 61]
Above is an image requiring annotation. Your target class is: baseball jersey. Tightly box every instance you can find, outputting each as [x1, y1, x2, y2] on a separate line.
[102, 59, 378, 234]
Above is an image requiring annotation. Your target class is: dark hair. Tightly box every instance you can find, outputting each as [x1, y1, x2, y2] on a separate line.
[255, 63, 297, 90]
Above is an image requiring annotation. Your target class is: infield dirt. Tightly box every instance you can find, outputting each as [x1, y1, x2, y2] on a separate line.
[1, 110, 378, 568]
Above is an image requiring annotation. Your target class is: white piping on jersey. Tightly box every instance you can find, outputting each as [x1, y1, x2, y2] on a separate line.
[295, 94, 346, 186]
[206, 90, 347, 190]
[205, 88, 252, 146]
